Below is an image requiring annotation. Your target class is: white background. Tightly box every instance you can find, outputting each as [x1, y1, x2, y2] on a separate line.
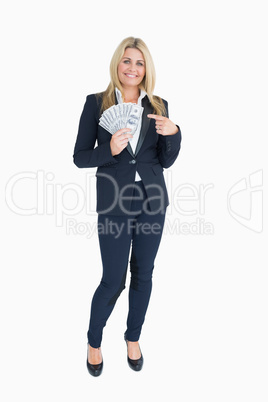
[1, 0, 267, 400]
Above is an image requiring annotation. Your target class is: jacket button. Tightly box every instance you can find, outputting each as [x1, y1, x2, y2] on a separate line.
[129, 159, 136, 164]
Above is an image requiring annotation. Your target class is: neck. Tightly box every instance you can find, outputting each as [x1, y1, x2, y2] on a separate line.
[122, 86, 140, 103]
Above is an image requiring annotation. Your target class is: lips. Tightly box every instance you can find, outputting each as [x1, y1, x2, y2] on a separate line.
[124, 73, 138, 78]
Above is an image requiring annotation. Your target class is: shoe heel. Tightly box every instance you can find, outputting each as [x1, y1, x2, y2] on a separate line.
[86, 343, 103, 377]
[123, 335, 144, 372]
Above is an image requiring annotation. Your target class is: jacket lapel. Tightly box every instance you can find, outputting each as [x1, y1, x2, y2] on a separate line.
[135, 95, 153, 156]
[126, 141, 135, 158]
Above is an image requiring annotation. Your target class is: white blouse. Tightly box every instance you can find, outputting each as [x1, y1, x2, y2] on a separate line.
[115, 87, 147, 181]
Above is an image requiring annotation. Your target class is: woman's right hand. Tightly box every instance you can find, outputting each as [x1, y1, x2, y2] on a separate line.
[110, 128, 133, 156]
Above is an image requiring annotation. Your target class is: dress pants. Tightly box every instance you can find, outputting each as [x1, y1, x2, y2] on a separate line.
[87, 180, 166, 348]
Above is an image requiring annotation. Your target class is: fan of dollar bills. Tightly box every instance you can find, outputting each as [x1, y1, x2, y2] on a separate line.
[99, 103, 144, 135]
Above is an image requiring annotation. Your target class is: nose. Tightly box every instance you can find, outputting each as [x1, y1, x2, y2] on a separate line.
[128, 62, 136, 71]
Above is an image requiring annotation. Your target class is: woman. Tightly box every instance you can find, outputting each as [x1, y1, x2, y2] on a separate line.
[73, 37, 182, 376]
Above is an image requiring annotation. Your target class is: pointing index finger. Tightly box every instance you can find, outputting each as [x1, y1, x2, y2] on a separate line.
[147, 114, 165, 120]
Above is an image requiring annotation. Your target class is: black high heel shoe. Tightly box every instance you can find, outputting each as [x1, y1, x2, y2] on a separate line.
[124, 333, 144, 372]
[86, 344, 103, 377]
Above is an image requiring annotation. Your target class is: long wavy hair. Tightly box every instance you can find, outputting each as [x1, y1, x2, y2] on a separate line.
[97, 37, 166, 116]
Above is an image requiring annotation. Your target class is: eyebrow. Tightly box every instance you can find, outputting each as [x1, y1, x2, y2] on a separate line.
[122, 57, 145, 62]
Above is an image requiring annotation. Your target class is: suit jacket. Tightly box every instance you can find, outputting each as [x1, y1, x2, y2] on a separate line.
[73, 92, 182, 215]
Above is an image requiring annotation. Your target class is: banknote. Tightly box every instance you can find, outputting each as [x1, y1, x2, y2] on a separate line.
[99, 103, 143, 135]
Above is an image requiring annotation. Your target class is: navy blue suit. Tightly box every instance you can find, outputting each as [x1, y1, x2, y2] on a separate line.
[73, 92, 182, 347]
[73, 93, 181, 215]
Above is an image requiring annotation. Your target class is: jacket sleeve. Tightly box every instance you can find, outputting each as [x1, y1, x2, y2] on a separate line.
[73, 94, 118, 168]
[157, 100, 182, 169]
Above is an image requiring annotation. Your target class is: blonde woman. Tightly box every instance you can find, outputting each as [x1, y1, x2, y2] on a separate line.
[73, 37, 182, 376]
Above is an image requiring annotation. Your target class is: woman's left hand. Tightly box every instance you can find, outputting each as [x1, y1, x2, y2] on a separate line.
[147, 114, 179, 136]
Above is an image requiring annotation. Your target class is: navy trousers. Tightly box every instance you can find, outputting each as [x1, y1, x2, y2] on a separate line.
[87, 181, 166, 348]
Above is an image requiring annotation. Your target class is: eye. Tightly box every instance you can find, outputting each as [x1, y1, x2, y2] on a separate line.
[137, 62, 144, 66]
[123, 60, 130, 64]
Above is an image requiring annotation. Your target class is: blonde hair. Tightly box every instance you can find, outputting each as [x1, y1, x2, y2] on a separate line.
[97, 37, 166, 116]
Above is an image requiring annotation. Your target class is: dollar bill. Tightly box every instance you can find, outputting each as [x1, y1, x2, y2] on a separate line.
[99, 103, 144, 135]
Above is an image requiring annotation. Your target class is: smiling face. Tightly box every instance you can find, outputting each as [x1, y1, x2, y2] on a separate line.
[117, 47, 146, 89]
